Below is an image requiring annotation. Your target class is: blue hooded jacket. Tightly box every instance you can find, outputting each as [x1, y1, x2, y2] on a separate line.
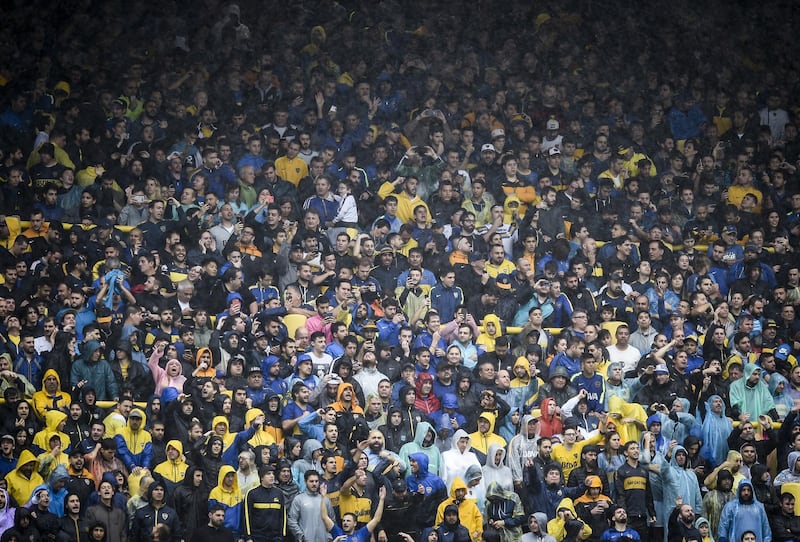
[45, 465, 69, 516]
[406, 452, 447, 528]
[718, 480, 771, 542]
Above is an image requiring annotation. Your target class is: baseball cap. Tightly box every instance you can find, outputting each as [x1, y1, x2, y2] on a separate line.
[548, 147, 561, 156]
[469, 252, 486, 262]
[654, 364, 670, 374]
[491, 129, 505, 140]
[496, 274, 513, 290]
[776, 343, 792, 361]
[481, 143, 497, 153]
[722, 225, 737, 235]
[546, 119, 560, 130]
[765, 319, 778, 329]
[362, 321, 378, 331]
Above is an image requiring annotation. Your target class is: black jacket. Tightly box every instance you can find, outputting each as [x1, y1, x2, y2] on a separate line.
[132, 502, 183, 542]
[242, 485, 286, 540]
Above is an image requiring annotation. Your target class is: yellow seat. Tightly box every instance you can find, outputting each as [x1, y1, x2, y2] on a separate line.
[782, 483, 800, 515]
[600, 321, 625, 344]
[283, 314, 308, 339]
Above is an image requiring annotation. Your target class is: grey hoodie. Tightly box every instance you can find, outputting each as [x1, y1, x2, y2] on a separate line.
[293, 439, 323, 480]
[508, 414, 540, 484]
[775, 449, 800, 488]
[521, 512, 556, 542]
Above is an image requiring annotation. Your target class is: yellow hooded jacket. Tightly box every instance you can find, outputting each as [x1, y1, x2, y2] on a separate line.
[209, 464, 243, 506]
[36, 431, 70, 477]
[212, 415, 237, 450]
[153, 440, 188, 485]
[6, 449, 44, 506]
[435, 477, 484, 541]
[547, 498, 592, 542]
[244, 409, 277, 448]
[468, 412, 507, 462]
[476, 314, 503, 353]
[33, 410, 70, 453]
[31, 369, 71, 422]
[116, 409, 152, 470]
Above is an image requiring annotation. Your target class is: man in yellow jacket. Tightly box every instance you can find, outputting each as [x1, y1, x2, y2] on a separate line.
[377, 176, 430, 225]
[6, 449, 43, 505]
[435, 477, 484, 542]
[468, 412, 506, 465]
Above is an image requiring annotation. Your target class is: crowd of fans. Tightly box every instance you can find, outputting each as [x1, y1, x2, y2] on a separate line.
[0, 1, 800, 542]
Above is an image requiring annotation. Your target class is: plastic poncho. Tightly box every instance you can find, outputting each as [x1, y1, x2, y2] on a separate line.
[607, 395, 647, 446]
[658, 446, 703, 528]
[769, 372, 795, 420]
[729, 364, 776, 419]
[717, 480, 771, 542]
[482, 443, 513, 492]
[695, 516, 716, 542]
[508, 414, 540, 485]
[441, 429, 482, 492]
[775, 450, 800, 488]
[699, 395, 733, 467]
[485, 480, 526, 542]
[0, 489, 14, 533]
[399, 421, 443, 478]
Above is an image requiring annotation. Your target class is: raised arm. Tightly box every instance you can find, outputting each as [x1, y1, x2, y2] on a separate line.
[366, 486, 387, 533]
[320, 482, 335, 532]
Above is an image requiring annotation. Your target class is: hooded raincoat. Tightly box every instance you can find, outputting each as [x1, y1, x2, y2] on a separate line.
[468, 412, 507, 464]
[441, 429, 482, 491]
[399, 421, 443, 478]
[482, 443, 513, 492]
[485, 480, 526, 542]
[729, 363, 776, 419]
[658, 445, 703, 531]
[717, 480, 771, 542]
[699, 395, 733, 467]
[435, 477, 484, 540]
